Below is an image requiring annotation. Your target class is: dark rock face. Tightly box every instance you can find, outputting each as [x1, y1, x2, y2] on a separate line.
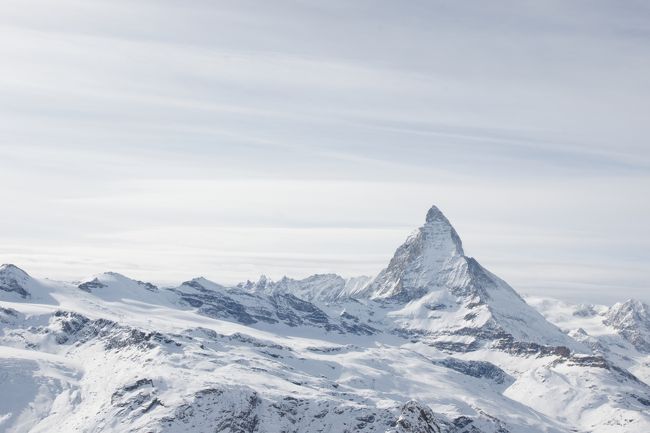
[190, 291, 257, 325]
[226, 332, 292, 353]
[270, 292, 343, 331]
[111, 378, 162, 417]
[158, 386, 399, 433]
[175, 282, 377, 335]
[491, 336, 571, 358]
[0, 279, 30, 298]
[389, 400, 453, 433]
[388, 400, 510, 433]
[213, 392, 261, 433]
[396, 322, 520, 355]
[78, 274, 158, 293]
[159, 388, 258, 432]
[123, 378, 154, 393]
[78, 278, 107, 292]
[430, 340, 481, 353]
[0, 307, 20, 323]
[435, 358, 511, 385]
[136, 281, 159, 292]
[633, 394, 650, 406]
[339, 311, 377, 335]
[400, 323, 573, 359]
[0, 264, 31, 298]
[51, 311, 179, 351]
[563, 354, 646, 383]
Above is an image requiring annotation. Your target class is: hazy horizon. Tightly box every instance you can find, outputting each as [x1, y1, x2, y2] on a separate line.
[1, 1, 649, 305]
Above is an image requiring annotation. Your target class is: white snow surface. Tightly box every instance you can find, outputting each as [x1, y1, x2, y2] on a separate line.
[1, 207, 649, 433]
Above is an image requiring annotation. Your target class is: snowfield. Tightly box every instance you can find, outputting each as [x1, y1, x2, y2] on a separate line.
[1, 206, 649, 433]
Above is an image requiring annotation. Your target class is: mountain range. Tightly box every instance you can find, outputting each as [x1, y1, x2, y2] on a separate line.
[1, 205, 649, 433]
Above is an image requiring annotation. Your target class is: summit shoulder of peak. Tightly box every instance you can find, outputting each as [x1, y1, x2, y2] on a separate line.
[0, 264, 30, 278]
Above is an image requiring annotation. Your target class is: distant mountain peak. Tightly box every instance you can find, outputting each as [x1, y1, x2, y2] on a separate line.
[0, 263, 30, 279]
[0, 264, 57, 304]
[181, 276, 226, 293]
[239, 273, 369, 302]
[362, 205, 465, 300]
[608, 299, 650, 323]
[619, 298, 648, 312]
[0, 263, 32, 299]
[78, 271, 159, 294]
[606, 299, 650, 352]
[358, 205, 577, 349]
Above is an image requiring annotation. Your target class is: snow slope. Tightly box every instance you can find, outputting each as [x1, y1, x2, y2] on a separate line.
[1, 206, 649, 433]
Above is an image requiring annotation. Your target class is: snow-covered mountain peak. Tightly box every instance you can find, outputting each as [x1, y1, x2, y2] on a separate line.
[606, 299, 650, 352]
[0, 263, 33, 300]
[242, 273, 355, 302]
[75, 272, 161, 305]
[0, 264, 59, 304]
[180, 276, 227, 292]
[357, 206, 579, 350]
[0, 263, 30, 280]
[607, 299, 650, 333]
[609, 299, 649, 319]
[362, 205, 467, 301]
[79, 272, 158, 292]
[2, 227, 650, 432]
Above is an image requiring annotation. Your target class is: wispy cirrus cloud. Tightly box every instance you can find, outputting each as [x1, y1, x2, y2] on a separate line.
[1, 0, 648, 303]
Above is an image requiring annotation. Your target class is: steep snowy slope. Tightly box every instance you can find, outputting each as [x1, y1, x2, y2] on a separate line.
[363, 206, 466, 301]
[1, 205, 649, 433]
[0, 264, 57, 305]
[359, 206, 578, 351]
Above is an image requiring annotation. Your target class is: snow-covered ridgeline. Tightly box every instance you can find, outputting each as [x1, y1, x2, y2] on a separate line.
[1, 206, 649, 433]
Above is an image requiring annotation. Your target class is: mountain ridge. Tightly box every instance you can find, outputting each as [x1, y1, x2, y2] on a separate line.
[1, 206, 649, 433]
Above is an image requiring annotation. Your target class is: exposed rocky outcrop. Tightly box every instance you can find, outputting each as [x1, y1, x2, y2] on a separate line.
[606, 299, 650, 353]
[175, 278, 377, 335]
[435, 358, 511, 385]
[0, 264, 32, 299]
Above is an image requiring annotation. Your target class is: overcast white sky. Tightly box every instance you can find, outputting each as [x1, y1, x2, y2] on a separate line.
[1, 0, 649, 304]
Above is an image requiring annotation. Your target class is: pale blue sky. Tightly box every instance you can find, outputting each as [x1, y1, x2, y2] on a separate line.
[1, 1, 649, 303]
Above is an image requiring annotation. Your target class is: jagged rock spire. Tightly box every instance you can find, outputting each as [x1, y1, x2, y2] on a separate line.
[363, 205, 465, 300]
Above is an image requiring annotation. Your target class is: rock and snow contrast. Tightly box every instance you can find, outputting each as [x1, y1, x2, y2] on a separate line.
[1, 206, 649, 433]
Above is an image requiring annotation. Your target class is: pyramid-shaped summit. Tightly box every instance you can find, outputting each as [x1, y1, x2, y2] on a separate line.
[364, 205, 467, 301]
[362, 205, 577, 348]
